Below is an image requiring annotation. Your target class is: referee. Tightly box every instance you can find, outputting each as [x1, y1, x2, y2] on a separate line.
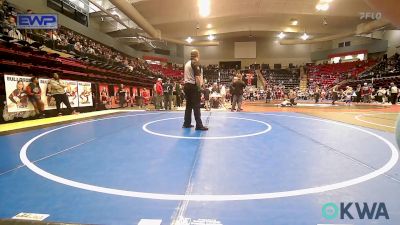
[182, 49, 208, 131]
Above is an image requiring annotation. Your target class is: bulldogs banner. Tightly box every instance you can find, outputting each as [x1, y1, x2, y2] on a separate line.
[39, 78, 56, 110]
[39, 79, 78, 110]
[99, 83, 112, 108]
[63, 80, 79, 108]
[4, 75, 35, 112]
[78, 81, 93, 107]
[113, 85, 121, 106]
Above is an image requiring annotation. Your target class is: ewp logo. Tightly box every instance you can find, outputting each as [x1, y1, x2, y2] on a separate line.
[17, 14, 58, 29]
[322, 202, 389, 220]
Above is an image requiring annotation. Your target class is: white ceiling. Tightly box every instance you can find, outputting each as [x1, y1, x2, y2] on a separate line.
[90, 0, 375, 43]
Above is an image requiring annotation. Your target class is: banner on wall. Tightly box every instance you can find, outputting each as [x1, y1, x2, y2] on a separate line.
[78, 81, 93, 107]
[4, 75, 93, 113]
[113, 85, 121, 105]
[124, 86, 132, 106]
[4, 75, 34, 112]
[39, 78, 56, 110]
[63, 80, 79, 108]
[99, 83, 111, 108]
[39, 79, 78, 110]
[140, 87, 151, 105]
[132, 87, 138, 99]
[140, 88, 150, 97]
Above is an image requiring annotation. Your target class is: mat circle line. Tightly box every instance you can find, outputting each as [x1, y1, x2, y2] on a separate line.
[20, 112, 399, 201]
[355, 112, 399, 129]
[142, 116, 272, 139]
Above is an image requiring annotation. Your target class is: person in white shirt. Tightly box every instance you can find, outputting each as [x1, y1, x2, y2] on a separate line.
[390, 82, 398, 105]
[376, 87, 385, 103]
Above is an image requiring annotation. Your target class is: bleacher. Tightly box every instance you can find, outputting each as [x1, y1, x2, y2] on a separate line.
[203, 67, 258, 86]
[149, 64, 183, 79]
[0, 0, 182, 86]
[307, 60, 376, 87]
[203, 68, 235, 85]
[261, 68, 300, 90]
[0, 42, 155, 87]
[343, 54, 400, 89]
[359, 54, 400, 79]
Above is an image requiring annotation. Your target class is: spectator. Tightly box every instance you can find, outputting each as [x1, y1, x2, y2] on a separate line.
[142, 88, 150, 107]
[376, 86, 385, 103]
[117, 84, 126, 108]
[288, 89, 297, 106]
[26, 76, 45, 118]
[315, 85, 321, 103]
[389, 82, 398, 105]
[175, 82, 182, 107]
[155, 78, 163, 110]
[231, 74, 246, 112]
[163, 79, 173, 110]
[361, 83, 371, 103]
[331, 84, 339, 105]
[47, 73, 78, 116]
[202, 84, 211, 111]
[5, 16, 23, 40]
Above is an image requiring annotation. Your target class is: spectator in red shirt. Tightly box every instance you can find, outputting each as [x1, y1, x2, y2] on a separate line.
[142, 88, 150, 107]
[155, 78, 163, 110]
[361, 83, 371, 103]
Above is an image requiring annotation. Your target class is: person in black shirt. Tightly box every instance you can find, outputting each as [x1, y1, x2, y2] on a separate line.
[315, 85, 321, 103]
[231, 75, 246, 112]
[175, 82, 182, 107]
[163, 79, 173, 110]
[117, 84, 126, 108]
[331, 84, 339, 105]
[203, 85, 211, 111]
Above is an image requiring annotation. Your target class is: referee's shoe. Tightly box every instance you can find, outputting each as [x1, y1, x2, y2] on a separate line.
[195, 126, 208, 131]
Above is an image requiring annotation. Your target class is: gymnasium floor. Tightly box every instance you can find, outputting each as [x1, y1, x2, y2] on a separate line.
[0, 103, 399, 225]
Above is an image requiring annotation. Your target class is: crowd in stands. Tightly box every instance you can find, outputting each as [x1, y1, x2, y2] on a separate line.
[262, 82, 399, 105]
[0, 0, 182, 81]
[340, 53, 400, 104]
[203, 66, 235, 85]
[203, 65, 257, 87]
[359, 53, 400, 79]
[149, 64, 183, 79]
[261, 68, 300, 90]
[306, 59, 376, 88]
[256, 55, 400, 105]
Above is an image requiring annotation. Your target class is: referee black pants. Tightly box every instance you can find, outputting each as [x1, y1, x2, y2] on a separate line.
[54, 93, 73, 115]
[184, 83, 203, 128]
[391, 93, 398, 105]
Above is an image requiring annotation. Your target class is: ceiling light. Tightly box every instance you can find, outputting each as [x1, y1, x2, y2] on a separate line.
[207, 24, 212, 29]
[208, 34, 215, 41]
[198, 0, 210, 17]
[284, 27, 296, 32]
[277, 32, 285, 39]
[290, 19, 298, 26]
[206, 29, 215, 35]
[332, 57, 341, 63]
[344, 55, 353, 60]
[300, 33, 309, 40]
[316, 3, 329, 11]
[357, 54, 365, 60]
[186, 37, 193, 43]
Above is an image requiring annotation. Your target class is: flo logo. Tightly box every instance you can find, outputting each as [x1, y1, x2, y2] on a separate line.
[322, 202, 389, 220]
